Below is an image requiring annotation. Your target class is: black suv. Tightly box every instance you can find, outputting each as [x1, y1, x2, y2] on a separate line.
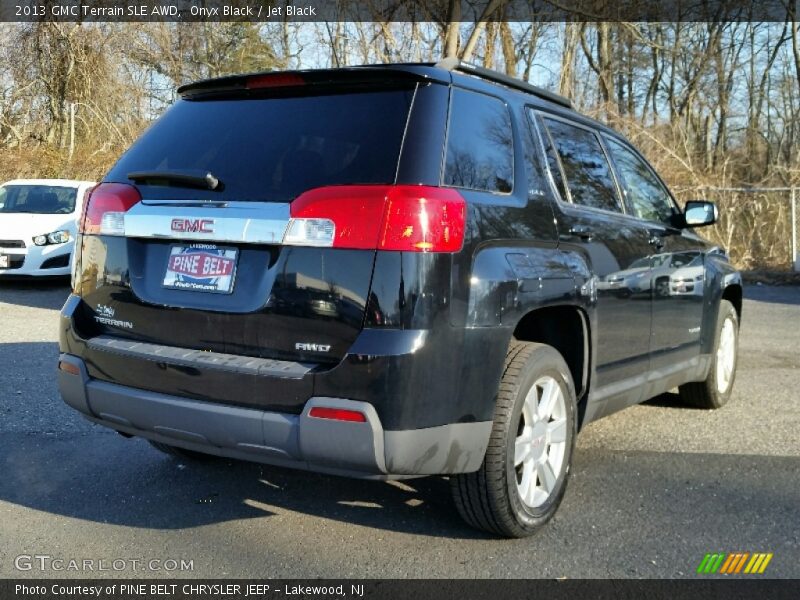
[58, 60, 741, 537]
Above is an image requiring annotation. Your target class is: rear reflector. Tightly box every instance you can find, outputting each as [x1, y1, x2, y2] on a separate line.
[285, 185, 466, 252]
[58, 360, 80, 375]
[308, 407, 368, 423]
[80, 183, 141, 236]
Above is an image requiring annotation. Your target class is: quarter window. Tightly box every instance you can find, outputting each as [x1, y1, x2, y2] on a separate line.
[541, 117, 622, 213]
[444, 89, 513, 193]
[605, 137, 676, 224]
[532, 114, 569, 202]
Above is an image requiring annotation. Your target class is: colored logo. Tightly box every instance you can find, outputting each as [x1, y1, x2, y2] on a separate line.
[697, 552, 773, 575]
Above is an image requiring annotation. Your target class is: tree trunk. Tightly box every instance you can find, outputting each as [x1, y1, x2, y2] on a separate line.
[443, 0, 460, 58]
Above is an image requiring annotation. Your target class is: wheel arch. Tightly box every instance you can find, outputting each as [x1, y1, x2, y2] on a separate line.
[722, 283, 743, 323]
[510, 304, 590, 405]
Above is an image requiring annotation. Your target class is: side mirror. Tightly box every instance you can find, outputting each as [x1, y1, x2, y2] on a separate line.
[683, 200, 718, 227]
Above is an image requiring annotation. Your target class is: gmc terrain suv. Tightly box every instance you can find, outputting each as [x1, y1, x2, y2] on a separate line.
[58, 60, 741, 537]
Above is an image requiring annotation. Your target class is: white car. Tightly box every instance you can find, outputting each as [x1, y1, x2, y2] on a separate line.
[669, 254, 706, 296]
[0, 179, 95, 277]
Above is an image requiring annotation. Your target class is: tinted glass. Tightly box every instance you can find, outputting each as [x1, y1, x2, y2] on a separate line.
[107, 89, 415, 202]
[605, 137, 675, 223]
[542, 118, 621, 212]
[0, 185, 77, 214]
[532, 113, 568, 201]
[444, 89, 513, 193]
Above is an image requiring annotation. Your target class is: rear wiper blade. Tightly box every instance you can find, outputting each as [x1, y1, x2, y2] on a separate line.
[127, 170, 221, 191]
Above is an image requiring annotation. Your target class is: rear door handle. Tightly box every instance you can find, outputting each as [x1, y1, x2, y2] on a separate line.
[568, 226, 594, 240]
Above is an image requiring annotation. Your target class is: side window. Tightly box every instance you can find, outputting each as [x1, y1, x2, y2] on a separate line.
[605, 137, 676, 224]
[541, 117, 622, 213]
[444, 88, 513, 193]
[530, 113, 569, 202]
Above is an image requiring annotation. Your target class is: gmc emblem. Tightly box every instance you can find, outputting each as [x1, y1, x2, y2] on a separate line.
[171, 218, 214, 233]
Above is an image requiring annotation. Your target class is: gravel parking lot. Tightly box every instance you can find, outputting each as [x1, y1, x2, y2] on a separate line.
[0, 280, 798, 579]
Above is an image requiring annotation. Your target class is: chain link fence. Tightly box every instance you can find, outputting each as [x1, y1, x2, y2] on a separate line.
[673, 187, 799, 272]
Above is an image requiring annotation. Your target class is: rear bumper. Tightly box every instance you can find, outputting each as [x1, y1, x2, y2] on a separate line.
[58, 353, 491, 479]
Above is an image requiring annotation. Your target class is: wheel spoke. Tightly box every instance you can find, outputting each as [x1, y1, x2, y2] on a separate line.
[523, 386, 539, 421]
[518, 458, 535, 500]
[537, 459, 557, 493]
[526, 471, 539, 507]
[547, 418, 567, 443]
[514, 433, 532, 466]
[723, 362, 733, 380]
[537, 379, 557, 420]
[715, 318, 736, 393]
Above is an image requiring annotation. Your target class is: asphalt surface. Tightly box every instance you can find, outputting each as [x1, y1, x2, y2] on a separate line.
[0, 280, 798, 579]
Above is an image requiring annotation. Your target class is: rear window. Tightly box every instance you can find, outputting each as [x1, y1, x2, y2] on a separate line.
[107, 88, 416, 201]
[0, 185, 77, 214]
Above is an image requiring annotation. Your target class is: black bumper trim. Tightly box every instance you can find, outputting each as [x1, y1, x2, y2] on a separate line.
[58, 354, 492, 479]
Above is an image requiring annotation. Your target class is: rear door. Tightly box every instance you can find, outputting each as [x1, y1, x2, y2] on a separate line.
[74, 83, 420, 373]
[531, 111, 656, 411]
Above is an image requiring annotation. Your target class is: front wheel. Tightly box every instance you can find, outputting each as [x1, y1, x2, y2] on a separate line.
[679, 299, 739, 409]
[450, 341, 577, 538]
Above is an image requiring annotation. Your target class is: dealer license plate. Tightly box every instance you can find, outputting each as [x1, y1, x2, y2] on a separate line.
[162, 244, 238, 294]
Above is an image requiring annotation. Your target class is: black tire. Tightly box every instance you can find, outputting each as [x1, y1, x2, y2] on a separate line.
[679, 299, 739, 409]
[450, 340, 578, 538]
[655, 277, 670, 298]
[148, 440, 214, 461]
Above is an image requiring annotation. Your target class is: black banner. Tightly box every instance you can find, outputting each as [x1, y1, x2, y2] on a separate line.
[3, 580, 800, 600]
[0, 0, 796, 23]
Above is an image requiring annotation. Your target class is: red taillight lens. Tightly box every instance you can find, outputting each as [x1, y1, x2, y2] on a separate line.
[246, 73, 305, 89]
[308, 407, 367, 423]
[80, 183, 141, 236]
[380, 187, 465, 252]
[286, 185, 466, 253]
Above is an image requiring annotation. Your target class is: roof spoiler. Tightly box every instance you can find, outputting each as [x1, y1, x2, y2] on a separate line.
[177, 67, 443, 98]
[435, 58, 572, 109]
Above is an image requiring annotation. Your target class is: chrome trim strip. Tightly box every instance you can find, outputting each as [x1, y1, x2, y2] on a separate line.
[124, 200, 290, 244]
[87, 335, 315, 379]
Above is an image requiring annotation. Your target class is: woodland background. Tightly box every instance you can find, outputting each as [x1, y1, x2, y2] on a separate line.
[1, 8, 799, 268]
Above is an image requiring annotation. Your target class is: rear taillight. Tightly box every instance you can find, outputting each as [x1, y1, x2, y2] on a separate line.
[80, 183, 141, 236]
[284, 185, 466, 253]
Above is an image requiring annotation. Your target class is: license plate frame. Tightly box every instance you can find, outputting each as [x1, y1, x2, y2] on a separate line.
[162, 244, 238, 294]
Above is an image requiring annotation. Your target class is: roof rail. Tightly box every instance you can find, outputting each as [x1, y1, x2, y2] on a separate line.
[435, 57, 572, 109]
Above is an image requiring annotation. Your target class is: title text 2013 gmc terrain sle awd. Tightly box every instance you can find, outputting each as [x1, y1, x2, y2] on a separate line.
[58, 60, 741, 538]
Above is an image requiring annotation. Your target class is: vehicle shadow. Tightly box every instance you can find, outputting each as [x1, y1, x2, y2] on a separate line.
[0, 279, 71, 310]
[2, 427, 799, 560]
[642, 391, 696, 409]
[0, 431, 492, 539]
